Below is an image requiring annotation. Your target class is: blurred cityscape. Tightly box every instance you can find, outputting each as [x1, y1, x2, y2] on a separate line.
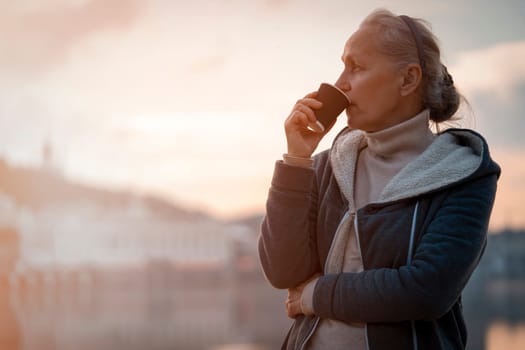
[0, 145, 523, 350]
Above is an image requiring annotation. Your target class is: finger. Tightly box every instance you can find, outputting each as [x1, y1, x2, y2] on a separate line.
[286, 300, 302, 319]
[300, 97, 323, 110]
[285, 299, 295, 318]
[295, 105, 317, 125]
[290, 110, 311, 128]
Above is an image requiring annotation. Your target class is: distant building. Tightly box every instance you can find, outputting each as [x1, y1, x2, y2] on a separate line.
[480, 229, 525, 280]
[462, 229, 525, 350]
[0, 158, 248, 287]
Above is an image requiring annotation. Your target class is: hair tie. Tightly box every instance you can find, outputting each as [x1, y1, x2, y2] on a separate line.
[399, 15, 426, 74]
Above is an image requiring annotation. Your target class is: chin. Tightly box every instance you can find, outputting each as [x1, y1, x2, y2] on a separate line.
[346, 111, 361, 130]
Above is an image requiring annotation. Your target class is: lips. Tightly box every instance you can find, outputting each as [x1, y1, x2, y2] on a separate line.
[345, 103, 356, 117]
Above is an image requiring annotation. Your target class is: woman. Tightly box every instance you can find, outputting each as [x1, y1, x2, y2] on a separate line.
[258, 9, 500, 350]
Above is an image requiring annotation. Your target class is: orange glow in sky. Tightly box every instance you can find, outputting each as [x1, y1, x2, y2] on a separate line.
[0, 0, 524, 229]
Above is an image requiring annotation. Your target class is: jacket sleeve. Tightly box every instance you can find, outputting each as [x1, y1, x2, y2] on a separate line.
[312, 173, 498, 322]
[258, 160, 321, 289]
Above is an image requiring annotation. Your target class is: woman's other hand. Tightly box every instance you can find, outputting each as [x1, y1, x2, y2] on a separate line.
[285, 273, 321, 318]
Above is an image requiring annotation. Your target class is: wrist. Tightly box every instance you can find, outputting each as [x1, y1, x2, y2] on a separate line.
[283, 153, 314, 168]
[286, 148, 312, 158]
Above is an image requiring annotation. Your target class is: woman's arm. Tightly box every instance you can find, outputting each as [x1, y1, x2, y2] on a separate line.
[311, 173, 498, 322]
[258, 160, 322, 289]
[258, 91, 334, 289]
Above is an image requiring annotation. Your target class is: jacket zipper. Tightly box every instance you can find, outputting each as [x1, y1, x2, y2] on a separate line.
[407, 202, 420, 350]
[353, 212, 371, 350]
[298, 317, 320, 350]
[299, 209, 380, 350]
[300, 203, 420, 349]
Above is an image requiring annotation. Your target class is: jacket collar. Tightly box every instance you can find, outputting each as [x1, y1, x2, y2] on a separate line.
[330, 127, 487, 207]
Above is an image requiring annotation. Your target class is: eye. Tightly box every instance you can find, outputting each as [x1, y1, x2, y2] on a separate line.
[342, 57, 363, 73]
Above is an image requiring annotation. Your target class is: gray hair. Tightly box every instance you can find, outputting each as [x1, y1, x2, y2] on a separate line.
[361, 9, 462, 124]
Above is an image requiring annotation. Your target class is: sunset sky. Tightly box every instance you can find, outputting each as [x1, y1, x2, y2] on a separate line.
[0, 0, 524, 229]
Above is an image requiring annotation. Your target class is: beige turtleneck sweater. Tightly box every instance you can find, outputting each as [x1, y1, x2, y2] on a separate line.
[289, 110, 435, 349]
[354, 110, 436, 208]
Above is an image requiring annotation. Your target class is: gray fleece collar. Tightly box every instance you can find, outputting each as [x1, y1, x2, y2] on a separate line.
[330, 128, 483, 207]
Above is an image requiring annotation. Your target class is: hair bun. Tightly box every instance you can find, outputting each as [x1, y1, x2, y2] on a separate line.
[441, 64, 454, 87]
[430, 65, 460, 123]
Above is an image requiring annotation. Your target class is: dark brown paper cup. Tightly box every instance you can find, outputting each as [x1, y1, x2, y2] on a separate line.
[309, 83, 350, 133]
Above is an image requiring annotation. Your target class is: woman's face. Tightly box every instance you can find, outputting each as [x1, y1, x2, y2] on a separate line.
[335, 26, 406, 132]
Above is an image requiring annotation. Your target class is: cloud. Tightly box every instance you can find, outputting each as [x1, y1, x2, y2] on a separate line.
[467, 82, 525, 148]
[1, 0, 522, 222]
[447, 41, 525, 147]
[451, 40, 525, 102]
[0, 0, 147, 75]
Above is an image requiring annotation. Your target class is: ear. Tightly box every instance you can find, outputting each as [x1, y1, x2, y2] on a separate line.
[399, 63, 422, 97]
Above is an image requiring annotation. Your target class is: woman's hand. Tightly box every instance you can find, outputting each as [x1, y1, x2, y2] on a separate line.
[285, 285, 304, 319]
[285, 273, 321, 318]
[285, 92, 334, 158]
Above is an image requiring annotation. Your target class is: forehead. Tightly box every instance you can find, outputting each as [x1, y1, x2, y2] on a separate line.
[342, 26, 382, 62]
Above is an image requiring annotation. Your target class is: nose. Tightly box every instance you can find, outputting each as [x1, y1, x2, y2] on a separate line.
[335, 72, 351, 93]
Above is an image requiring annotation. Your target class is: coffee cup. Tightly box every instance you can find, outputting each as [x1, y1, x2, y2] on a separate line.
[308, 83, 350, 133]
